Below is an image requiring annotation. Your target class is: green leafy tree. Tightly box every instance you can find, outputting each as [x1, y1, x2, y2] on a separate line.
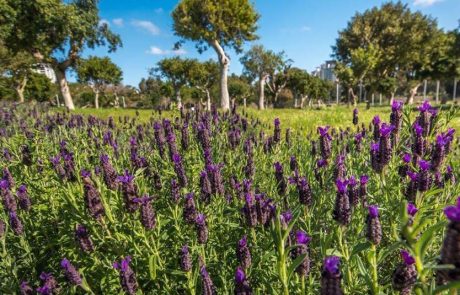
[152, 57, 194, 109]
[172, 0, 259, 110]
[240, 45, 288, 109]
[139, 77, 173, 107]
[76, 56, 123, 109]
[4, 0, 122, 109]
[188, 59, 219, 110]
[228, 74, 252, 107]
[333, 1, 442, 104]
[0, 46, 35, 102]
[286, 67, 310, 108]
[25, 72, 57, 102]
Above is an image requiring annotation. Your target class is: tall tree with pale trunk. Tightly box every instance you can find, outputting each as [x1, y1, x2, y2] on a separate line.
[4, 0, 122, 110]
[76, 56, 123, 109]
[172, 0, 259, 111]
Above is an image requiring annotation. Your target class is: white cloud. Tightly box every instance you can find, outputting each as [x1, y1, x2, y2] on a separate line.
[131, 20, 160, 35]
[112, 18, 124, 27]
[413, 0, 442, 7]
[300, 26, 311, 32]
[154, 8, 164, 14]
[146, 46, 187, 55]
[99, 19, 110, 27]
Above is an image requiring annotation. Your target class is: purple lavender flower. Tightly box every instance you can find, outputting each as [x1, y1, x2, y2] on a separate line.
[100, 154, 118, 190]
[170, 178, 180, 203]
[113, 256, 138, 295]
[183, 193, 197, 224]
[352, 108, 358, 125]
[318, 126, 332, 160]
[243, 193, 258, 227]
[321, 256, 343, 295]
[60, 258, 82, 286]
[370, 142, 381, 173]
[347, 176, 359, 207]
[153, 122, 166, 158]
[407, 203, 418, 217]
[200, 265, 217, 295]
[274, 118, 281, 143]
[438, 197, 460, 283]
[417, 160, 432, 192]
[172, 153, 188, 188]
[9, 211, 23, 235]
[180, 245, 192, 272]
[431, 135, 447, 171]
[117, 170, 140, 213]
[274, 162, 287, 196]
[372, 115, 381, 141]
[2, 167, 15, 188]
[36, 272, 58, 295]
[333, 155, 346, 181]
[237, 235, 252, 269]
[333, 179, 350, 225]
[133, 196, 156, 230]
[75, 224, 94, 252]
[293, 230, 311, 277]
[82, 175, 105, 220]
[234, 267, 252, 295]
[195, 213, 208, 244]
[444, 166, 456, 185]
[16, 184, 31, 211]
[392, 250, 417, 294]
[366, 205, 382, 245]
[405, 171, 418, 202]
[20, 281, 33, 295]
[206, 163, 225, 196]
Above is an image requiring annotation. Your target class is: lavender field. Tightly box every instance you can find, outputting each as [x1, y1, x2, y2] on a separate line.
[0, 102, 460, 294]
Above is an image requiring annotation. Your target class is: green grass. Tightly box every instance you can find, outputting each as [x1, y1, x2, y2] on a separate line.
[71, 104, 460, 134]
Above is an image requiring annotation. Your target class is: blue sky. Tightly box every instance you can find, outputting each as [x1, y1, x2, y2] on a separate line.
[82, 0, 460, 87]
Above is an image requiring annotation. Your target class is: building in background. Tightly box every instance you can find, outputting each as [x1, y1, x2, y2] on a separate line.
[312, 60, 337, 82]
[33, 63, 56, 83]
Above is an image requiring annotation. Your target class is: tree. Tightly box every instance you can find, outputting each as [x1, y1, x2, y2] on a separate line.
[152, 57, 194, 109]
[76, 56, 123, 109]
[0, 46, 35, 103]
[4, 0, 122, 109]
[286, 67, 311, 108]
[240, 45, 288, 109]
[228, 74, 252, 108]
[25, 72, 57, 102]
[188, 59, 219, 110]
[172, 0, 259, 111]
[333, 1, 442, 104]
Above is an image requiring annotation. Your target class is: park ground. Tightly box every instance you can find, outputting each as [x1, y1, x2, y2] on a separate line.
[72, 104, 460, 135]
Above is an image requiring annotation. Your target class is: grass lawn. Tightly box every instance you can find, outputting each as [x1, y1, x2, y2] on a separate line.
[71, 104, 460, 135]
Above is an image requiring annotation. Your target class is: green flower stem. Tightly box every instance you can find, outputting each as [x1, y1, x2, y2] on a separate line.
[369, 244, 379, 294]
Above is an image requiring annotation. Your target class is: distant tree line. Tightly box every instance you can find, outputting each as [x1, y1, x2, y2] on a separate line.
[0, 0, 458, 109]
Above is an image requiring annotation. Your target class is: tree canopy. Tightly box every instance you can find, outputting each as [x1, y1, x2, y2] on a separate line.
[172, 0, 259, 110]
[76, 56, 123, 109]
[2, 0, 122, 109]
[240, 45, 289, 109]
[333, 1, 448, 104]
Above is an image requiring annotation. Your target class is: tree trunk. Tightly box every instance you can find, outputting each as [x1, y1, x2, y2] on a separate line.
[175, 88, 182, 109]
[211, 40, 230, 111]
[94, 90, 99, 109]
[243, 97, 247, 108]
[55, 68, 75, 110]
[205, 89, 211, 111]
[300, 95, 308, 109]
[258, 77, 265, 110]
[348, 87, 357, 107]
[406, 83, 421, 105]
[15, 76, 27, 103]
[389, 92, 395, 105]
